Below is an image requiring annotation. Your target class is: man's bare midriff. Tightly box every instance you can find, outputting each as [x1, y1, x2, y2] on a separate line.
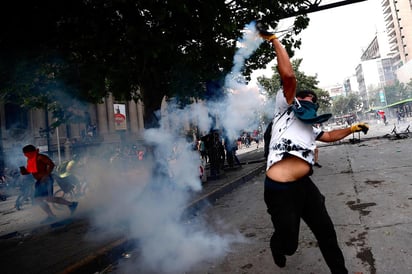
[266, 155, 311, 182]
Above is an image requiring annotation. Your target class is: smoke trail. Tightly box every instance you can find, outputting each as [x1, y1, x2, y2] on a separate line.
[229, 21, 263, 76]
[220, 21, 265, 140]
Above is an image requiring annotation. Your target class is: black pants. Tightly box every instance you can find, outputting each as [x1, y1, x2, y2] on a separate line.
[264, 176, 348, 274]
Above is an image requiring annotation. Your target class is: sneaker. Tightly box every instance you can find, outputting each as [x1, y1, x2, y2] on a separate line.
[314, 162, 322, 168]
[40, 216, 57, 224]
[68, 201, 78, 215]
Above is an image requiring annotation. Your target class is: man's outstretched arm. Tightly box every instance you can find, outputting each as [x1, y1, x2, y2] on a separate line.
[318, 123, 369, 142]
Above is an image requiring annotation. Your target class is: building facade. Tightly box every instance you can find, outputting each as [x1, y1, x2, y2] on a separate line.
[0, 94, 145, 167]
[381, 0, 412, 82]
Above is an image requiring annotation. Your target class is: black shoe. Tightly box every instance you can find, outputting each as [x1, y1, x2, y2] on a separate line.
[273, 253, 286, 268]
[68, 201, 78, 215]
[314, 162, 322, 168]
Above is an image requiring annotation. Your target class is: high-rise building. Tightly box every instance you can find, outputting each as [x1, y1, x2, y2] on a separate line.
[381, 0, 412, 82]
[355, 29, 396, 109]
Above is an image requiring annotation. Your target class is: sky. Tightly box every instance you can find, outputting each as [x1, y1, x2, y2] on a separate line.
[252, 0, 386, 89]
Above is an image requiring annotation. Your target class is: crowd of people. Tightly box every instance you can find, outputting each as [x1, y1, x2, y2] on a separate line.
[195, 131, 248, 179]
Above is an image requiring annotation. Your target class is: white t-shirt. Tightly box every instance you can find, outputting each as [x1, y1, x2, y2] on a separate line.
[266, 90, 323, 170]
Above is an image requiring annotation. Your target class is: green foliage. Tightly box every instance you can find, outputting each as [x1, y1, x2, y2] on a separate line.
[315, 89, 332, 114]
[0, 0, 315, 126]
[332, 93, 361, 116]
[257, 58, 331, 112]
[383, 80, 412, 105]
[368, 80, 412, 108]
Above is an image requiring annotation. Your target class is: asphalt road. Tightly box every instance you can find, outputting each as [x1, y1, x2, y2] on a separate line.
[107, 119, 412, 274]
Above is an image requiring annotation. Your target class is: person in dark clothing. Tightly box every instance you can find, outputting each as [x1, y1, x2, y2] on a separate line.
[263, 121, 273, 159]
[15, 173, 34, 210]
[231, 139, 241, 167]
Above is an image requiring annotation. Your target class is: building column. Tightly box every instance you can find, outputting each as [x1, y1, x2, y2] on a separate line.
[97, 99, 108, 135]
[128, 100, 139, 134]
[34, 109, 46, 135]
[69, 123, 81, 140]
[106, 94, 116, 133]
[137, 99, 144, 131]
[160, 96, 169, 130]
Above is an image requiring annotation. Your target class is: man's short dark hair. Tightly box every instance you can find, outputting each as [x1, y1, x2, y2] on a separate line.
[22, 144, 37, 153]
[296, 90, 318, 103]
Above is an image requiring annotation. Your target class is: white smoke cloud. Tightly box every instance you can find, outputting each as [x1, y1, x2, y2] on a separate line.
[84, 21, 267, 273]
[0, 20, 271, 274]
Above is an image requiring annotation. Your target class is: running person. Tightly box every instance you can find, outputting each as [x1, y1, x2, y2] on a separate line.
[20, 145, 78, 223]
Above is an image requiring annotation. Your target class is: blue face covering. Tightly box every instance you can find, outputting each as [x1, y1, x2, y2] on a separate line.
[292, 99, 332, 124]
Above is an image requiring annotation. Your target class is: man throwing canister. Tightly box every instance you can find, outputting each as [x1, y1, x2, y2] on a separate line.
[258, 24, 368, 273]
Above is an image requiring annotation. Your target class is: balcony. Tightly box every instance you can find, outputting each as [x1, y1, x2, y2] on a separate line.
[390, 43, 399, 52]
[383, 11, 393, 23]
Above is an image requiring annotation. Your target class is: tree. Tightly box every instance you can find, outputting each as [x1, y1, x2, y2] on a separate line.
[332, 93, 361, 116]
[316, 89, 332, 114]
[367, 87, 383, 108]
[0, 0, 316, 127]
[407, 78, 412, 92]
[383, 80, 412, 105]
[367, 80, 412, 109]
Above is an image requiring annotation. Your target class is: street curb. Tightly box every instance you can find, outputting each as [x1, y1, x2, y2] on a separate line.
[60, 163, 266, 274]
[186, 163, 266, 214]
